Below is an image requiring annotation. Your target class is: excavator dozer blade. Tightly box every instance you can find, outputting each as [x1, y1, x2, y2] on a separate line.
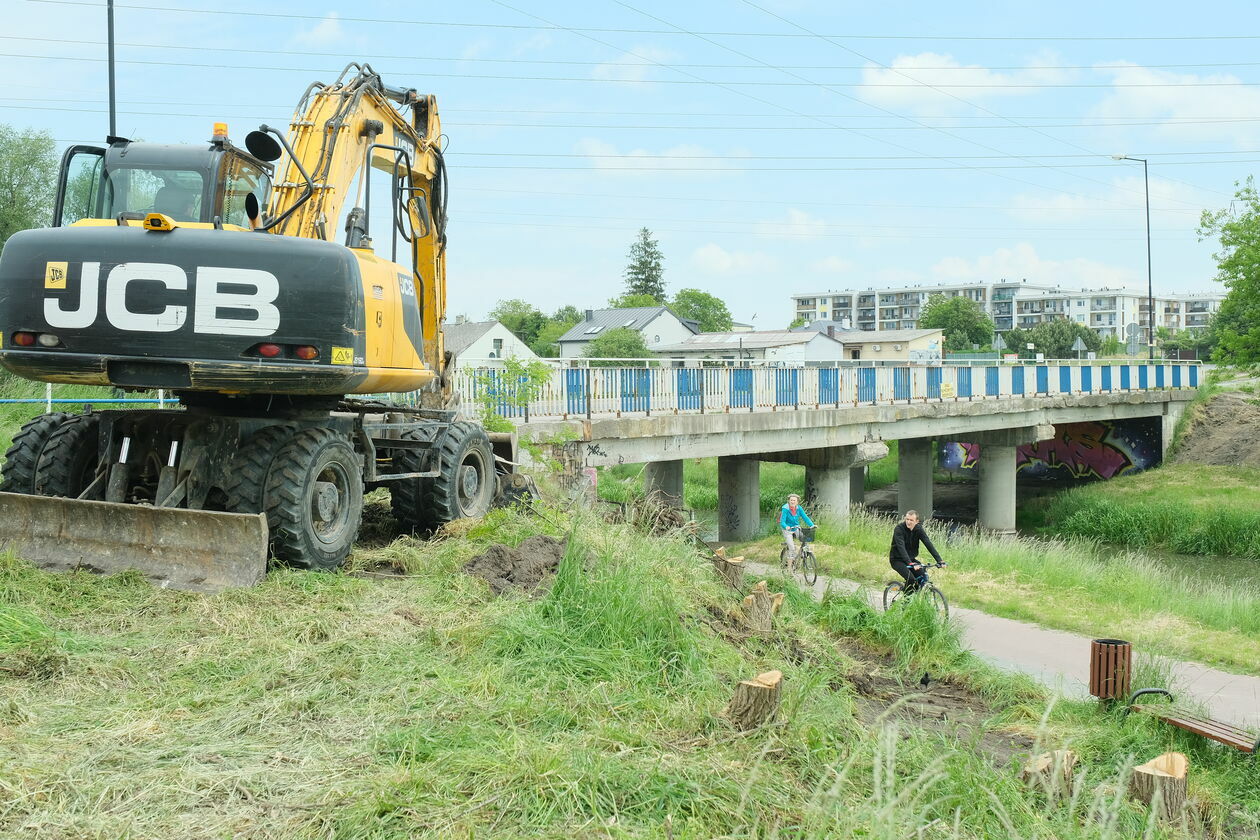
[0, 492, 268, 593]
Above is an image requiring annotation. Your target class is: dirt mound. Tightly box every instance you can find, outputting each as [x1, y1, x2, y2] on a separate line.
[1170, 392, 1260, 468]
[463, 535, 567, 595]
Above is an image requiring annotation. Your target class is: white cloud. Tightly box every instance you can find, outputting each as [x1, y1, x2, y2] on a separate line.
[690, 244, 779, 276]
[856, 51, 1073, 114]
[756, 208, 828, 239]
[931, 243, 1136, 289]
[293, 13, 344, 47]
[811, 256, 855, 274]
[1092, 62, 1260, 148]
[592, 46, 673, 84]
[1008, 176, 1209, 227]
[573, 138, 742, 174]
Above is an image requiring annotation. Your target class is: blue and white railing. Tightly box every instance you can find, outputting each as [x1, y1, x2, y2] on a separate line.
[455, 360, 1202, 421]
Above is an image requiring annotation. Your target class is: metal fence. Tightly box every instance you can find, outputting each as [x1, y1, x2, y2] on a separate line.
[454, 360, 1202, 421]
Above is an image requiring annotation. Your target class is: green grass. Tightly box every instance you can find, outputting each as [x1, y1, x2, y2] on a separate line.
[1041, 463, 1260, 559]
[598, 448, 900, 513]
[737, 507, 1260, 676]
[2, 502, 1256, 837]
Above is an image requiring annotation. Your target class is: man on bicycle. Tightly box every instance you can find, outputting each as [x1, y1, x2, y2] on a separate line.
[780, 494, 815, 570]
[889, 509, 944, 593]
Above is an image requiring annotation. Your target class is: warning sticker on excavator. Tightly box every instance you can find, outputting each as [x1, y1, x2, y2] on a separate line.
[331, 346, 353, 365]
[45, 262, 68, 289]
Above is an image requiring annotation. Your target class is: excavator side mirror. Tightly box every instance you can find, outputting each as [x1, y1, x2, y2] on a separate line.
[245, 130, 282, 162]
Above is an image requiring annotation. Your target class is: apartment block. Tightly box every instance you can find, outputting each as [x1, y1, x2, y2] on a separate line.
[792, 282, 1222, 343]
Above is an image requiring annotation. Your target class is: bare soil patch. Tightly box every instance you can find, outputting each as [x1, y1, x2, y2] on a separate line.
[463, 535, 567, 595]
[1171, 392, 1260, 468]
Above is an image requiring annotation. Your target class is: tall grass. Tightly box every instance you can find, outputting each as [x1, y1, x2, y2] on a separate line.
[1042, 463, 1260, 558]
[0, 372, 110, 454]
[3, 503, 1255, 836]
[804, 508, 1260, 674]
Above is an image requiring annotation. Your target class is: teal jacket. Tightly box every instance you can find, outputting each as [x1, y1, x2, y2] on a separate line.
[779, 504, 815, 530]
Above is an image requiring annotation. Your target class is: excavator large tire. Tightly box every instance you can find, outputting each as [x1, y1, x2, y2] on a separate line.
[392, 421, 495, 532]
[263, 428, 363, 571]
[33, 413, 103, 499]
[0, 412, 72, 493]
[222, 425, 297, 514]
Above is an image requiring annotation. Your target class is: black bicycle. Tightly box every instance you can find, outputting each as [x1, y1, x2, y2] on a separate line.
[883, 561, 949, 617]
[780, 525, 818, 585]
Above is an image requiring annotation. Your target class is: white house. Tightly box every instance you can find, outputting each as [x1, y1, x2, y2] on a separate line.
[445, 320, 540, 369]
[556, 307, 698, 359]
[793, 322, 943, 362]
[653, 330, 846, 364]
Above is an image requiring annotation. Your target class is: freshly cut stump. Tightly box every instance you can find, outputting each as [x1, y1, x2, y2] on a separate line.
[727, 670, 783, 731]
[712, 552, 745, 589]
[740, 580, 785, 633]
[1021, 750, 1077, 802]
[1129, 752, 1187, 820]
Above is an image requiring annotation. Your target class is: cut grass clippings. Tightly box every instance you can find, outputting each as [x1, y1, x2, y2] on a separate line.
[3, 502, 1257, 837]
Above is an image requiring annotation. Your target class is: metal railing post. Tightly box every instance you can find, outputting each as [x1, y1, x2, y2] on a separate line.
[585, 368, 592, 419]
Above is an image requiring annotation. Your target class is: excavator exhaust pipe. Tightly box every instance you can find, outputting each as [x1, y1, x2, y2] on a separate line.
[0, 492, 268, 592]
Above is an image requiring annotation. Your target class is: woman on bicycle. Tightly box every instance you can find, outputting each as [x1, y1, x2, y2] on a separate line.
[890, 509, 944, 592]
[780, 494, 815, 567]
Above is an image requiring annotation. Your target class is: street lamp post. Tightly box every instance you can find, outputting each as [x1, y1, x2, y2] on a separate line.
[1112, 154, 1154, 360]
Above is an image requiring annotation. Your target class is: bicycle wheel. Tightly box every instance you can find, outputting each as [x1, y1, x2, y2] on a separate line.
[882, 581, 904, 611]
[926, 586, 949, 618]
[779, 545, 789, 568]
[801, 547, 818, 585]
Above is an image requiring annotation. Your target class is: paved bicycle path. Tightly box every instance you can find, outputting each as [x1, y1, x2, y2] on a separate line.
[745, 561, 1260, 730]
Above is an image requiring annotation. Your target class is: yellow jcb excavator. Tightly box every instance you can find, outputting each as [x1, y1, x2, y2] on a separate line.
[0, 64, 521, 590]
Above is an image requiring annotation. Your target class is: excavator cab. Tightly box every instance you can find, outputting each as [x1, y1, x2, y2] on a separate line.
[54, 129, 274, 229]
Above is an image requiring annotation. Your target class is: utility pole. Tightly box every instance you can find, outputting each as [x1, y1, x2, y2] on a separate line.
[107, 0, 117, 137]
[1112, 155, 1154, 360]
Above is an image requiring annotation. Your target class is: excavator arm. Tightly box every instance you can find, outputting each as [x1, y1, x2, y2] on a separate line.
[268, 64, 449, 390]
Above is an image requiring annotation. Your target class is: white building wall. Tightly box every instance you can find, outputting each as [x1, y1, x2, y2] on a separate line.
[641, 312, 698, 349]
[456, 323, 540, 367]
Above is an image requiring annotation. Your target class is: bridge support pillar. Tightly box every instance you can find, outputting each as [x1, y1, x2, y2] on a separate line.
[773, 441, 886, 523]
[643, 460, 684, 508]
[805, 465, 849, 518]
[978, 444, 1018, 534]
[850, 466, 866, 507]
[718, 456, 760, 542]
[897, 438, 935, 520]
[967, 424, 1055, 535]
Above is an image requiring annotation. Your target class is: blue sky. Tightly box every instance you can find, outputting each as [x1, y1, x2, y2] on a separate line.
[5, 0, 1260, 325]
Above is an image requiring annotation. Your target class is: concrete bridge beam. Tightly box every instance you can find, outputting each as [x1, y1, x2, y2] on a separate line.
[897, 438, 936, 520]
[717, 456, 760, 542]
[965, 425, 1055, 534]
[643, 460, 684, 508]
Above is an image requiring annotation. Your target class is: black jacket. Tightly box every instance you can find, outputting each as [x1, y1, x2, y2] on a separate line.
[889, 522, 942, 565]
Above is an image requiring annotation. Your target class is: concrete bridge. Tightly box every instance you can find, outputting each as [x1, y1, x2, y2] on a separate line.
[466, 361, 1202, 540]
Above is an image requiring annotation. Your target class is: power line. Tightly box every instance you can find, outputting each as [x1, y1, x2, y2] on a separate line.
[10, 50, 1260, 87]
[23, 1, 1260, 41]
[9, 35, 1260, 72]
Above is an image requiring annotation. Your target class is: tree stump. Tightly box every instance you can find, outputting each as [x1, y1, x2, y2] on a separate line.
[740, 580, 785, 633]
[1020, 750, 1077, 802]
[712, 553, 745, 589]
[726, 670, 783, 730]
[1129, 752, 1187, 820]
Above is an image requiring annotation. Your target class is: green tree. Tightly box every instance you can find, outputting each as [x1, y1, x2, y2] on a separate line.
[1099, 334, 1124, 356]
[607, 292, 661, 309]
[1199, 177, 1260, 365]
[623, 227, 665, 300]
[551, 305, 583, 325]
[789, 315, 808, 329]
[528, 305, 584, 357]
[0, 125, 57, 247]
[918, 295, 995, 352]
[672, 288, 733, 332]
[1157, 325, 1217, 360]
[1000, 327, 1031, 357]
[488, 299, 546, 346]
[582, 327, 653, 363]
[1026, 319, 1100, 359]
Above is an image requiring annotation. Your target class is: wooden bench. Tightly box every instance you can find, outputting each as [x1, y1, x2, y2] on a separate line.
[1126, 688, 1259, 758]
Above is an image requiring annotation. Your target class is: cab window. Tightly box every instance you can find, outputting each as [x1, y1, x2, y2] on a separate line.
[105, 167, 206, 222]
[221, 155, 271, 229]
